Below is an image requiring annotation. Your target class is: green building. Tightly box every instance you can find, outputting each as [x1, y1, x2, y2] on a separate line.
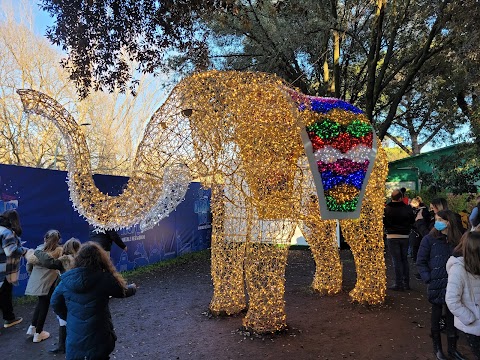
[387, 144, 459, 192]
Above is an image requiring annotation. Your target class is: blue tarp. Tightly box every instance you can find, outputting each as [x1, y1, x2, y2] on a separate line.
[0, 164, 211, 296]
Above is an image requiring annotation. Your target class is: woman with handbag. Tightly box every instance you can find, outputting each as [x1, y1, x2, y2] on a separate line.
[446, 230, 480, 359]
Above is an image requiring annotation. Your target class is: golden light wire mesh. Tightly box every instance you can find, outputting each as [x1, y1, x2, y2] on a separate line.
[17, 70, 388, 333]
[17, 88, 192, 231]
[340, 140, 389, 304]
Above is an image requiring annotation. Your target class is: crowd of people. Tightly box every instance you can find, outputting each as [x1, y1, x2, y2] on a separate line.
[385, 188, 480, 360]
[0, 210, 136, 359]
[3, 189, 480, 359]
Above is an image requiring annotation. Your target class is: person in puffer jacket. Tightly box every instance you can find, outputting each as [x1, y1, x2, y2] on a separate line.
[51, 241, 137, 360]
[417, 210, 466, 360]
[446, 230, 480, 360]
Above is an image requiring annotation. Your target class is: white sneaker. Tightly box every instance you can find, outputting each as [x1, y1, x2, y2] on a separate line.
[33, 330, 50, 343]
[26, 325, 36, 336]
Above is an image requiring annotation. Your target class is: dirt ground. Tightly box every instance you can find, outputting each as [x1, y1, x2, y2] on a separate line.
[1, 248, 473, 360]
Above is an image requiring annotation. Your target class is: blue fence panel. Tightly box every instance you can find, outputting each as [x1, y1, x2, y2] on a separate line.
[0, 164, 211, 297]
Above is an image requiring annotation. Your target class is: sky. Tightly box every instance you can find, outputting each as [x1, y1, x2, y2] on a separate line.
[32, 1, 53, 36]
[0, 0, 172, 149]
[0, 0, 52, 35]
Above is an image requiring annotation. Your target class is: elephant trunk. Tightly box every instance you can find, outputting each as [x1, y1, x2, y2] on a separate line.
[17, 89, 192, 231]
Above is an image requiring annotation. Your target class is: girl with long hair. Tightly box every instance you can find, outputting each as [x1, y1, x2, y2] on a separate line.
[33, 237, 81, 354]
[417, 210, 466, 360]
[446, 230, 480, 359]
[1, 209, 22, 237]
[25, 229, 63, 342]
[51, 242, 137, 359]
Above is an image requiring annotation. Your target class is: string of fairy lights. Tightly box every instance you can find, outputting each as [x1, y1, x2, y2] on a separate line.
[17, 70, 388, 333]
[16, 89, 192, 231]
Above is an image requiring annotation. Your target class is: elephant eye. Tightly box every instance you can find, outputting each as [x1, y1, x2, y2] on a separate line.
[181, 109, 193, 117]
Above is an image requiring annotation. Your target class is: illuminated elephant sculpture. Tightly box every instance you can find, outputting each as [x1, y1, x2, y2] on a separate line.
[17, 70, 388, 333]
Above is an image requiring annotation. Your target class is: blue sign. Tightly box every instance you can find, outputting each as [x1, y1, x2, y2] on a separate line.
[0, 164, 211, 296]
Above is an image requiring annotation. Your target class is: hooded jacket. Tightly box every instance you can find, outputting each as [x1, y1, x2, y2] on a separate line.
[50, 267, 136, 360]
[88, 228, 126, 252]
[446, 256, 480, 336]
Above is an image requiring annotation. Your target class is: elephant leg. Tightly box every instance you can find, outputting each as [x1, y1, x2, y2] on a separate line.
[296, 157, 342, 295]
[209, 184, 248, 315]
[242, 218, 295, 333]
[341, 210, 386, 304]
[301, 217, 342, 295]
[339, 149, 388, 305]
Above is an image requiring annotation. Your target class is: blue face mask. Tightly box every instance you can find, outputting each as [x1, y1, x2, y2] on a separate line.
[434, 221, 447, 231]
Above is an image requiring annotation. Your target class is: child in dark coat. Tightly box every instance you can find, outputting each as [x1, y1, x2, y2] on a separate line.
[417, 210, 466, 360]
[51, 242, 136, 360]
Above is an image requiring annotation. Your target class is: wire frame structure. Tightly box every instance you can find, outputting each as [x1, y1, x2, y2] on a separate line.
[17, 70, 388, 333]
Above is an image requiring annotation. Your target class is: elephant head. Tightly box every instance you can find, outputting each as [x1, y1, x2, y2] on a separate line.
[18, 71, 303, 229]
[17, 70, 377, 230]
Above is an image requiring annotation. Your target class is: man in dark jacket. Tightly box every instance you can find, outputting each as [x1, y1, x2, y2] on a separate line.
[88, 227, 127, 256]
[384, 189, 415, 291]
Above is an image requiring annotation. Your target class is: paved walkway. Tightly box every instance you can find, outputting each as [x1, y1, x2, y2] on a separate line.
[1, 249, 472, 360]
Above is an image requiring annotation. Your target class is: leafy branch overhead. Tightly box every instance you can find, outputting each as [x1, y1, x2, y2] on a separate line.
[40, 0, 479, 150]
[40, 0, 223, 98]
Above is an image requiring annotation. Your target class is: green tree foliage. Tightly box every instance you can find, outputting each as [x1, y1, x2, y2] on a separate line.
[387, 69, 470, 155]
[443, 0, 480, 143]
[39, 0, 222, 98]
[39, 0, 479, 151]
[421, 144, 480, 195]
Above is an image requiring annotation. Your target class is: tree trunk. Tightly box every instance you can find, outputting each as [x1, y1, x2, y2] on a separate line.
[365, 0, 386, 121]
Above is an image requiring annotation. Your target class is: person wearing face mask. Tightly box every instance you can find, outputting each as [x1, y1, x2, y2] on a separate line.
[417, 210, 467, 360]
[416, 198, 466, 239]
[415, 198, 448, 238]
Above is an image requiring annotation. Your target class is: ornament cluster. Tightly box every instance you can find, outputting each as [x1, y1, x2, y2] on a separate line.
[292, 93, 374, 213]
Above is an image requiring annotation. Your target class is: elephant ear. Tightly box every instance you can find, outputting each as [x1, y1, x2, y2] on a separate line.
[291, 91, 378, 220]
